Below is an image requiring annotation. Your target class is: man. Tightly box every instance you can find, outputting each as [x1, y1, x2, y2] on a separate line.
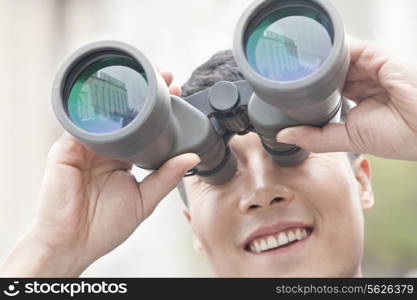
[1, 37, 417, 277]
[177, 49, 371, 277]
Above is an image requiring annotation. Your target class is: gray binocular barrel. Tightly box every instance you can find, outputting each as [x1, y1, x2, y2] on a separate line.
[51, 41, 236, 185]
[233, 0, 350, 165]
[51, 0, 350, 186]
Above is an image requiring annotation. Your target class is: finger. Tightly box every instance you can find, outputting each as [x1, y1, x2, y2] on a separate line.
[347, 36, 371, 62]
[169, 86, 181, 97]
[346, 36, 390, 83]
[160, 71, 174, 87]
[47, 132, 89, 166]
[343, 79, 385, 102]
[48, 132, 132, 172]
[347, 37, 417, 107]
[276, 123, 355, 154]
[138, 153, 201, 216]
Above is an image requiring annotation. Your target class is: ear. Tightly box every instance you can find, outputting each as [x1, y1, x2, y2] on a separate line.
[183, 209, 191, 223]
[182, 209, 206, 255]
[353, 157, 374, 211]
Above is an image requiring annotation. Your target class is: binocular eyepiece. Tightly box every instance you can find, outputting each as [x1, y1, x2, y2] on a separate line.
[52, 0, 349, 185]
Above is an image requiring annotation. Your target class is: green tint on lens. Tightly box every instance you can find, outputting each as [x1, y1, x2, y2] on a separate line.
[246, 6, 333, 82]
[67, 56, 148, 134]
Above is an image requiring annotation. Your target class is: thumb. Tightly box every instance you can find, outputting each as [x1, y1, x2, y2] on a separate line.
[138, 153, 201, 215]
[276, 123, 355, 154]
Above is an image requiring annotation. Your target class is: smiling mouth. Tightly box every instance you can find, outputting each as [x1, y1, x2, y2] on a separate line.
[245, 227, 313, 254]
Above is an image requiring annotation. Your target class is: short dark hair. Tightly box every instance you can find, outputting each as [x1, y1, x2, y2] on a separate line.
[177, 50, 358, 206]
[181, 50, 243, 98]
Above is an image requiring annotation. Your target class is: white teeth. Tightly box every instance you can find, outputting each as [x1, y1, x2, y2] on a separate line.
[295, 228, 303, 240]
[302, 229, 307, 238]
[277, 232, 289, 246]
[254, 241, 261, 253]
[288, 231, 296, 242]
[248, 227, 311, 253]
[267, 236, 279, 248]
[260, 240, 268, 251]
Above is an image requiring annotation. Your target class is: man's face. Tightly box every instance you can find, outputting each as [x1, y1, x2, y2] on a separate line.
[183, 132, 373, 277]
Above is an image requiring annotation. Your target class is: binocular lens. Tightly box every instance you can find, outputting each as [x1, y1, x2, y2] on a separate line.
[67, 56, 148, 134]
[246, 6, 333, 82]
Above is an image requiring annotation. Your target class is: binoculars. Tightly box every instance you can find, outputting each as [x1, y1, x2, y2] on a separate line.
[52, 0, 349, 185]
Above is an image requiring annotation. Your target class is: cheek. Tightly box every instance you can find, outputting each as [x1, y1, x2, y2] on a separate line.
[300, 160, 364, 274]
[189, 192, 238, 255]
[312, 166, 363, 237]
[300, 157, 361, 220]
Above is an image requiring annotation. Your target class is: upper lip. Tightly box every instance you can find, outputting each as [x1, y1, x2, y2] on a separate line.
[241, 221, 313, 250]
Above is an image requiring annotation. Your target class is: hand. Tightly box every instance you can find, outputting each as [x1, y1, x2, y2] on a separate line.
[0, 72, 200, 277]
[277, 37, 417, 161]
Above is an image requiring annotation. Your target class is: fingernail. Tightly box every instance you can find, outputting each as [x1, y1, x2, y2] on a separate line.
[185, 153, 201, 167]
[276, 128, 296, 143]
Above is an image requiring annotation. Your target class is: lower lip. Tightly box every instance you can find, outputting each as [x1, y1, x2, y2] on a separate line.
[246, 231, 313, 257]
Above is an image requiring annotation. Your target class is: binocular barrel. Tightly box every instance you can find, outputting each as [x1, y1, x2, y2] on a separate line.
[234, 0, 349, 164]
[52, 0, 349, 185]
[52, 41, 236, 185]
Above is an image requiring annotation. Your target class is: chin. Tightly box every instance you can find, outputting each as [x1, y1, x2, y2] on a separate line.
[214, 265, 362, 278]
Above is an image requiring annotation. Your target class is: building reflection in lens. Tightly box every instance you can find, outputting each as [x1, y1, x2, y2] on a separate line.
[76, 70, 139, 130]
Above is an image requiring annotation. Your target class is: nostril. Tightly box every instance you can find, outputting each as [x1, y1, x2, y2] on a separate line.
[248, 204, 260, 210]
[271, 197, 285, 204]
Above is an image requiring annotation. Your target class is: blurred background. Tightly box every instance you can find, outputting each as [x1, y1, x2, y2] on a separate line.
[0, 0, 416, 277]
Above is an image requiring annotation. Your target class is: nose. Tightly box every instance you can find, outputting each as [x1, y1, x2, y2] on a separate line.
[230, 132, 296, 213]
[239, 182, 295, 213]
